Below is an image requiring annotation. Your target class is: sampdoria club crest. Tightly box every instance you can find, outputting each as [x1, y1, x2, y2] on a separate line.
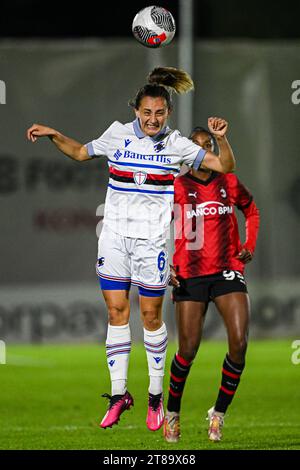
[134, 171, 147, 185]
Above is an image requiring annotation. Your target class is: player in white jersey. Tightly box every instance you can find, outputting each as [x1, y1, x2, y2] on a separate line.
[26, 67, 235, 431]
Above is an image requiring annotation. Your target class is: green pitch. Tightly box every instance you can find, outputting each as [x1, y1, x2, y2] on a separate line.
[0, 340, 299, 450]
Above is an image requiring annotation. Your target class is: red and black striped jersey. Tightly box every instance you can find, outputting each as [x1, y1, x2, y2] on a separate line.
[173, 171, 260, 278]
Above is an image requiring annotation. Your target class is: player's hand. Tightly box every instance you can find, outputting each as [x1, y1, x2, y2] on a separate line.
[237, 248, 253, 264]
[26, 124, 56, 143]
[208, 117, 228, 137]
[169, 265, 180, 288]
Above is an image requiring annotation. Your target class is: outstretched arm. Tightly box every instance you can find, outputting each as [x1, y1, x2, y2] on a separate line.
[200, 117, 236, 173]
[26, 124, 91, 162]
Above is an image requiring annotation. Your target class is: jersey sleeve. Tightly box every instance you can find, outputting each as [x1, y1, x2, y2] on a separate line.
[85, 121, 117, 158]
[233, 175, 260, 254]
[233, 175, 253, 209]
[242, 200, 260, 254]
[174, 133, 207, 168]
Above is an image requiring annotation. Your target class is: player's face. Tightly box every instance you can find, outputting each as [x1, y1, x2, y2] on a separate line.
[192, 132, 213, 151]
[135, 96, 170, 137]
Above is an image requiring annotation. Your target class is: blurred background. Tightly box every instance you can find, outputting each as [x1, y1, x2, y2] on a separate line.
[0, 0, 300, 343]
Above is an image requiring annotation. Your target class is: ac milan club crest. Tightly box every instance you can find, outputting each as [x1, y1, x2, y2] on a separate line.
[134, 171, 147, 185]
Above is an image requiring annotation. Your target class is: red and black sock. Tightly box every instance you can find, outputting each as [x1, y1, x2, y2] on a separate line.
[215, 354, 245, 414]
[167, 353, 192, 412]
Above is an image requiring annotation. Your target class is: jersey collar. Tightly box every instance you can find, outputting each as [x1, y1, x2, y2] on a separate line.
[133, 118, 170, 142]
[186, 170, 218, 186]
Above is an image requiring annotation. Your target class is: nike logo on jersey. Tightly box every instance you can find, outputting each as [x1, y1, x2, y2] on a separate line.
[125, 139, 132, 148]
[153, 357, 162, 364]
[108, 360, 115, 367]
[189, 192, 197, 198]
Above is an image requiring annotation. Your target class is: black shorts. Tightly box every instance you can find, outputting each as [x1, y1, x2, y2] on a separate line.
[173, 270, 248, 303]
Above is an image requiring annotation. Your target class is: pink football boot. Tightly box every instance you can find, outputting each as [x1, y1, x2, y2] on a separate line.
[146, 393, 164, 431]
[100, 391, 134, 429]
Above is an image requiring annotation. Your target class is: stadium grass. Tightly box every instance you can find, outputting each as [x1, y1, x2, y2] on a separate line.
[0, 340, 299, 450]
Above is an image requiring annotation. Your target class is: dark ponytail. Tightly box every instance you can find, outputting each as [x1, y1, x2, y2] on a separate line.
[129, 66, 194, 110]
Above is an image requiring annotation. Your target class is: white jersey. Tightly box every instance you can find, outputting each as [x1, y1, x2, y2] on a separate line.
[86, 119, 206, 239]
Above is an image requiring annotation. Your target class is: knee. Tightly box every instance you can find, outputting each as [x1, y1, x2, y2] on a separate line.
[229, 336, 248, 363]
[107, 305, 130, 326]
[178, 348, 197, 363]
[141, 309, 161, 331]
[179, 336, 199, 363]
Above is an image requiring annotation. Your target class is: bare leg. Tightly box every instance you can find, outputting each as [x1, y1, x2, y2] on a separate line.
[176, 301, 208, 362]
[102, 289, 130, 325]
[214, 292, 250, 363]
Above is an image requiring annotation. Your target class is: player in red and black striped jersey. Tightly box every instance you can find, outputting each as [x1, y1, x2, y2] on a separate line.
[173, 160, 258, 279]
[164, 125, 260, 443]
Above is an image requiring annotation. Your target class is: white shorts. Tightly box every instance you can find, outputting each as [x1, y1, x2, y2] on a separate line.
[96, 225, 170, 297]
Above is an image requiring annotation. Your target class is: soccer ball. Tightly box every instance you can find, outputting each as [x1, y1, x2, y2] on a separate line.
[132, 6, 176, 48]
